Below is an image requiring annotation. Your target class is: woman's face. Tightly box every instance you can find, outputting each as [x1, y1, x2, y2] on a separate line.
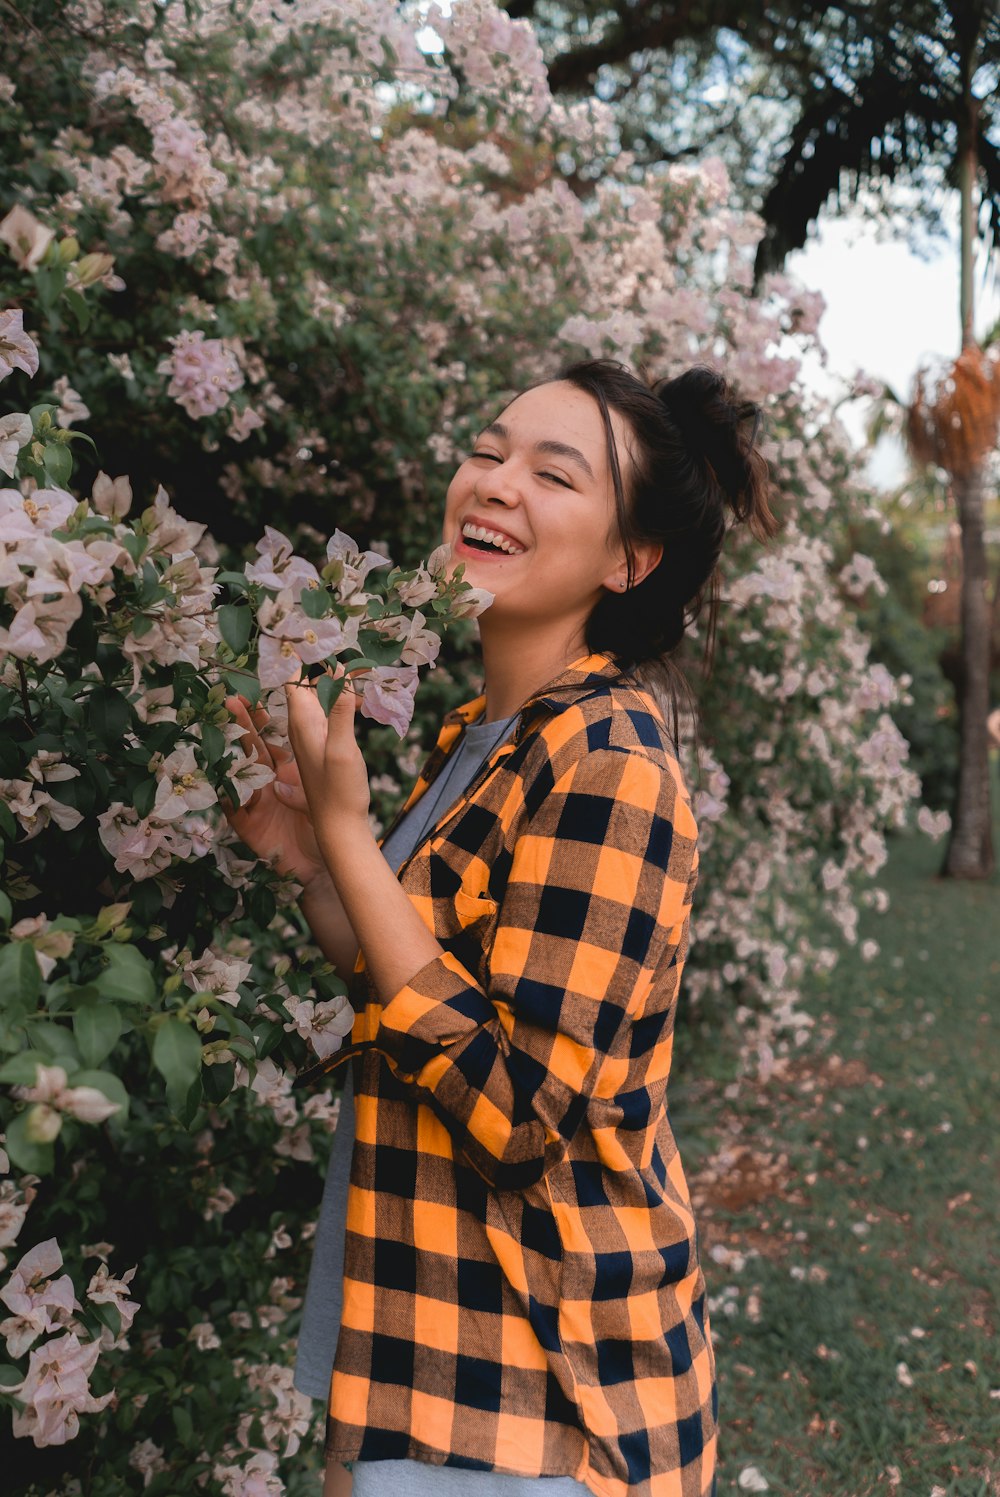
[441, 380, 639, 643]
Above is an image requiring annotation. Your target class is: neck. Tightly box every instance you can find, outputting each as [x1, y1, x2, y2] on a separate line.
[477, 616, 592, 722]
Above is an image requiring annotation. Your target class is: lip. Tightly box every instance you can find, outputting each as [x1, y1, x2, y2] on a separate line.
[456, 517, 527, 557]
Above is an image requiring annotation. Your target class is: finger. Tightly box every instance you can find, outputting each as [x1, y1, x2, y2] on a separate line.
[272, 779, 309, 810]
[240, 694, 297, 768]
[225, 695, 274, 772]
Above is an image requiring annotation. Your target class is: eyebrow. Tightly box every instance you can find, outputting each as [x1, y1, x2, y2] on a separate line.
[476, 421, 595, 481]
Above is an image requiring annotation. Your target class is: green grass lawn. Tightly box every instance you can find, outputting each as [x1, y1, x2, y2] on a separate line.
[673, 763, 1000, 1496]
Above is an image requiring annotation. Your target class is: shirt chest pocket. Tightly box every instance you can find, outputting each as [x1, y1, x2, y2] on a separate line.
[452, 887, 499, 930]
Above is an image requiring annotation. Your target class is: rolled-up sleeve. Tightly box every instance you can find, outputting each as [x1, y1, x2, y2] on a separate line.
[371, 746, 699, 1190]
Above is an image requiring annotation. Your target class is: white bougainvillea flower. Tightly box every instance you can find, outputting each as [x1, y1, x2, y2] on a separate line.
[0, 412, 31, 478]
[51, 376, 90, 429]
[0, 1242, 80, 1358]
[256, 595, 360, 689]
[0, 1181, 29, 1255]
[0, 595, 83, 665]
[8, 1330, 114, 1447]
[0, 308, 39, 381]
[395, 566, 437, 607]
[182, 947, 252, 1007]
[325, 528, 391, 599]
[0, 775, 84, 839]
[425, 542, 451, 575]
[24, 537, 114, 599]
[281, 994, 355, 1061]
[359, 663, 419, 737]
[225, 743, 275, 807]
[0, 485, 76, 538]
[245, 526, 319, 591]
[152, 743, 216, 822]
[96, 803, 175, 879]
[448, 584, 494, 619]
[86, 1263, 139, 1350]
[133, 685, 177, 724]
[399, 610, 441, 668]
[91, 470, 132, 520]
[12, 1063, 120, 1125]
[0, 205, 55, 270]
[143, 484, 206, 556]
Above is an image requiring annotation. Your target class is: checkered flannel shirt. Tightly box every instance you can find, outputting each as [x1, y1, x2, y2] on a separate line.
[293, 651, 718, 1497]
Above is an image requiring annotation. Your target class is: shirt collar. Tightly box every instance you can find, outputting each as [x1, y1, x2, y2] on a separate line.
[443, 651, 623, 734]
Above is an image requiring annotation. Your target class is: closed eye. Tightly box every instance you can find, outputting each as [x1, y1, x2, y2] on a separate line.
[470, 451, 572, 487]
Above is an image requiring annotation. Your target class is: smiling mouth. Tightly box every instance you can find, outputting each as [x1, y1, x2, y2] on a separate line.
[459, 523, 526, 556]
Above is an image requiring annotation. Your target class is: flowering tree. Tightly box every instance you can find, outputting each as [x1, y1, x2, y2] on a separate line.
[0, 0, 950, 1488]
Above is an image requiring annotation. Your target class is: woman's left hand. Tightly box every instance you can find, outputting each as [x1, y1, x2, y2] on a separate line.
[283, 664, 371, 856]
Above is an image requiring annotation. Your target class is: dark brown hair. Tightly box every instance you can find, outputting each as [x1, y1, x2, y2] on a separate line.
[534, 358, 781, 749]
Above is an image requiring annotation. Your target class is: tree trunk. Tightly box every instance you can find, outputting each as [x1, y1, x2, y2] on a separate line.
[942, 461, 995, 877]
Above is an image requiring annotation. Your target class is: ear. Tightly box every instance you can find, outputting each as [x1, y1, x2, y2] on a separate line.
[601, 540, 663, 593]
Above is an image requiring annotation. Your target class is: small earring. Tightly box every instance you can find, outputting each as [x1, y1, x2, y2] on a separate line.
[618, 579, 627, 589]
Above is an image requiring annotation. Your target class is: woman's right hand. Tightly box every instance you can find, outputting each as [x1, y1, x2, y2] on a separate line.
[222, 695, 327, 888]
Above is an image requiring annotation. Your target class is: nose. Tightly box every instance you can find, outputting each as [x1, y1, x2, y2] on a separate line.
[475, 457, 521, 507]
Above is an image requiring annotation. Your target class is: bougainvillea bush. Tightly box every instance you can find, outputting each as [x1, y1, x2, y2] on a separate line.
[0, 0, 951, 1489]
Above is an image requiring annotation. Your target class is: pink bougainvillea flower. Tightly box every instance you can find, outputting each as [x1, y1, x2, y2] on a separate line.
[0, 308, 40, 381]
[157, 329, 243, 419]
[359, 664, 419, 737]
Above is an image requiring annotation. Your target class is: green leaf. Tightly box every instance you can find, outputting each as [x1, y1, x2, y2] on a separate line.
[29, 1021, 79, 1066]
[218, 603, 252, 655]
[0, 1050, 55, 1086]
[215, 570, 251, 593]
[0, 942, 41, 1005]
[199, 722, 225, 767]
[132, 777, 157, 817]
[64, 288, 91, 333]
[299, 586, 331, 619]
[42, 442, 72, 487]
[152, 1018, 203, 1092]
[95, 944, 156, 1006]
[5, 1111, 55, 1175]
[201, 1060, 235, 1104]
[89, 1299, 121, 1338]
[0, 1365, 24, 1388]
[73, 1004, 123, 1068]
[172, 1403, 195, 1444]
[0, 891, 11, 926]
[316, 674, 344, 715]
[88, 685, 132, 741]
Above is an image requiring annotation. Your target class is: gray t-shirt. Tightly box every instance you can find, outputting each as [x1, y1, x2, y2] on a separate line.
[293, 710, 519, 1403]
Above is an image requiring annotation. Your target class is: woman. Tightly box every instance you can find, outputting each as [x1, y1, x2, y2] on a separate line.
[226, 358, 777, 1497]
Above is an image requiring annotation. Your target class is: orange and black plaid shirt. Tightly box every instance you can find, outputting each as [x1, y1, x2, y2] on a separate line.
[294, 652, 717, 1497]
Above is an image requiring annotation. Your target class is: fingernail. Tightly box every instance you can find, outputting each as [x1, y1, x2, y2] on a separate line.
[274, 782, 290, 798]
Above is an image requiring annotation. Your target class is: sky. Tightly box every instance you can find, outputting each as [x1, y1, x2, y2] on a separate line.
[784, 199, 1000, 490]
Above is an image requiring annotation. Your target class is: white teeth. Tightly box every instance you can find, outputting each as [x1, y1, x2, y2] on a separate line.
[461, 522, 524, 555]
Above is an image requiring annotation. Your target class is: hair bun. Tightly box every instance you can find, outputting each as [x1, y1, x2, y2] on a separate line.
[657, 365, 770, 538]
